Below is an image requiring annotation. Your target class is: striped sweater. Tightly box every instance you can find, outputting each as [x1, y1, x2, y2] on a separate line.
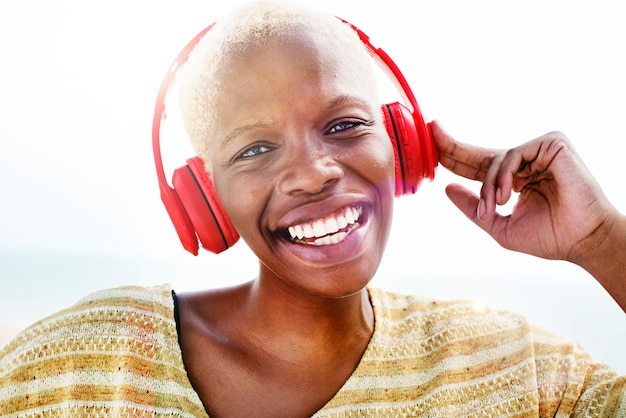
[0, 284, 624, 417]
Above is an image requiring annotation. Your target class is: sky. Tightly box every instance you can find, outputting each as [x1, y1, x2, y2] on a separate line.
[0, 0, 624, 372]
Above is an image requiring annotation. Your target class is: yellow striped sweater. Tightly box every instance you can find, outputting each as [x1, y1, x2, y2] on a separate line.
[0, 284, 624, 417]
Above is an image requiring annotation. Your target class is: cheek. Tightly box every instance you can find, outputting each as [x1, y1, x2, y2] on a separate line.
[361, 137, 396, 234]
[213, 168, 280, 253]
[356, 136, 396, 194]
[215, 178, 260, 234]
[209, 148, 263, 239]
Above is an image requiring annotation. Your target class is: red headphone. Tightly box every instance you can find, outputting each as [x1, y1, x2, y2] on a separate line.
[152, 18, 438, 256]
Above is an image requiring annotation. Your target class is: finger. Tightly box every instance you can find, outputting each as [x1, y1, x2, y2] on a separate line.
[494, 148, 521, 206]
[438, 153, 489, 183]
[445, 183, 480, 222]
[446, 183, 499, 229]
[431, 120, 496, 182]
[478, 152, 505, 222]
[446, 183, 510, 246]
[494, 133, 568, 204]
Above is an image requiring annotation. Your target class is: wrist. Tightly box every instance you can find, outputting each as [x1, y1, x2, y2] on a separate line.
[571, 210, 626, 312]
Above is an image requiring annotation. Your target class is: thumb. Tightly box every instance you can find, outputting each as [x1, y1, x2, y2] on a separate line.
[445, 183, 481, 223]
[445, 183, 511, 249]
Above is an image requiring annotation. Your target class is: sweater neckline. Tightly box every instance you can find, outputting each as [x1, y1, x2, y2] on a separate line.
[167, 286, 381, 417]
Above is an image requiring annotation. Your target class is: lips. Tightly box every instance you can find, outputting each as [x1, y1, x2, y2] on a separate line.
[281, 205, 363, 246]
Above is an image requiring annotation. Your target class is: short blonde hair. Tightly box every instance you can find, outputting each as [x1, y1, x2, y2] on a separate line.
[178, 0, 378, 170]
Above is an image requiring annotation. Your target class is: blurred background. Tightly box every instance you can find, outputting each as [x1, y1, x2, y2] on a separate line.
[1, 0, 624, 373]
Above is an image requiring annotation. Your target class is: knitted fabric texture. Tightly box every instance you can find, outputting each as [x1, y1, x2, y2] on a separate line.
[0, 285, 624, 417]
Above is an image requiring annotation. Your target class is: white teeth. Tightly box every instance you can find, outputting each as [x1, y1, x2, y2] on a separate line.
[331, 232, 346, 244]
[288, 225, 305, 240]
[312, 231, 347, 246]
[324, 217, 339, 235]
[313, 220, 326, 237]
[285, 205, 362, 245]
[345, 208, 355, 224]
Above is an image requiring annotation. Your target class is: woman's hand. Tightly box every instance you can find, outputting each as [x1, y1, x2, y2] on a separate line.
[431, 120, 626, 311]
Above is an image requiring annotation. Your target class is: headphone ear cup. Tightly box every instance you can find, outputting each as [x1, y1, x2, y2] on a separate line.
[171, 156, 240, 254]
[381, 102, 438, 196]
[158, 182, 201, 256]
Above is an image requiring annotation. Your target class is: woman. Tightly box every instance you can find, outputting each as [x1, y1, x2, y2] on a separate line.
[1, 1, 624, 416]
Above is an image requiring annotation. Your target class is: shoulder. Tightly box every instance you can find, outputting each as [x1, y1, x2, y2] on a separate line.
[3, 284, 174, 345]
[365, 286, 591, 364]
[0, 284, 208, 415]
[366, 286, 601, 350]
[0, 283, 178, 380]
[0, 284, 199, 415]
[364, 287, 624, 416]
[367, 286, 530, 334]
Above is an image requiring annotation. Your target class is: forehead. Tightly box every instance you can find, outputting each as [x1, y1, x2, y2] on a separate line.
[214, 29, 375, 118]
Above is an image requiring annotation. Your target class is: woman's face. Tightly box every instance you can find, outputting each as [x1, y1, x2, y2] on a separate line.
[208, 31, 395, 297]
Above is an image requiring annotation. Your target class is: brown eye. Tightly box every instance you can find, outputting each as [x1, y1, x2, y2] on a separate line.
[236, 143, 274, 160]
[327, 120, 361, 134]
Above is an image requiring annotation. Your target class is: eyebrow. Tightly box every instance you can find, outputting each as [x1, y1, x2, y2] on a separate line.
[219, 122, 271, 152]
[319, 94, 374, 115]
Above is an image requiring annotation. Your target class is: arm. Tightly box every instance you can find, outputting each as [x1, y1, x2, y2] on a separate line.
[431, 120, 626, 312]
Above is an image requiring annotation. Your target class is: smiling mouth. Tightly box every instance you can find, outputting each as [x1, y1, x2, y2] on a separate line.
[280, 205, 363, 246]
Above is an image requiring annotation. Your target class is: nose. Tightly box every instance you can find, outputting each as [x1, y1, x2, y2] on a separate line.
[278, 140, 344, 196]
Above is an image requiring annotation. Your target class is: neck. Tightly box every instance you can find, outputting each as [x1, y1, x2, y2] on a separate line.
[237, 274, 374, 365]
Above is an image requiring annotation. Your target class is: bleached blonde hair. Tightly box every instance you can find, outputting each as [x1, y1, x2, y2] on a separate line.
[178, 0, 378, 171]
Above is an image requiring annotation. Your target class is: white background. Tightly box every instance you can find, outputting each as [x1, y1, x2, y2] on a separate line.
[1, 0, 624, 373]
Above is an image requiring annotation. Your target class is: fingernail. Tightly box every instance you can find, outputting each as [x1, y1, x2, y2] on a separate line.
[496, 187, 502, 205]
[477, 198, 486, 221]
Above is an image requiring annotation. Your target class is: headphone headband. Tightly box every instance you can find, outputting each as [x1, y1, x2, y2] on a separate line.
[338, 19, 436, 183]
